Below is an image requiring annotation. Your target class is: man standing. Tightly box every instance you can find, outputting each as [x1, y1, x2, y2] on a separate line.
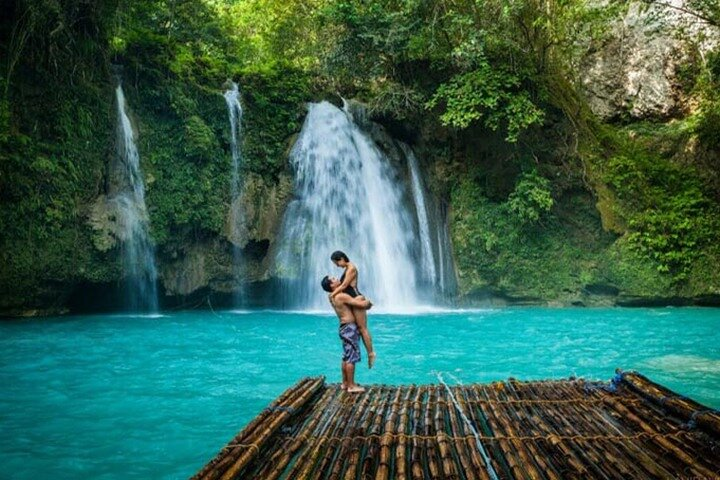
[321, 275, 373, 393]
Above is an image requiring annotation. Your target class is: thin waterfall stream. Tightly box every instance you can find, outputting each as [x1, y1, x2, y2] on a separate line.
[112, 84, 159, 312]
[404, 144, 437, 284]
[224, 82, 244, 304]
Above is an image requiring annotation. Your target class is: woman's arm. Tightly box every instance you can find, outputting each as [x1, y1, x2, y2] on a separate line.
[331, 265, 357, 297]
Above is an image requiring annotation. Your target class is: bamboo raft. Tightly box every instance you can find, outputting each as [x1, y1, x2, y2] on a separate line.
[192, 371, 720, 479]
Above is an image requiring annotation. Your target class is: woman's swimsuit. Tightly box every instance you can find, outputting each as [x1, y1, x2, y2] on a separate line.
[340, 271, 361, 298]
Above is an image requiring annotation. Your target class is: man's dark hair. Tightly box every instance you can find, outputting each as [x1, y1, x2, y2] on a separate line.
[321, 275, 333, 292]
[330, 250, 350, 262]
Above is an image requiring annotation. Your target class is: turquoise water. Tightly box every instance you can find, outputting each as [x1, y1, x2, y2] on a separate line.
[1, 307, 719, 479]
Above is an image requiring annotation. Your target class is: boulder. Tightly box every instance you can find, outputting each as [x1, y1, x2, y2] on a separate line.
[581, 0, 718, 120]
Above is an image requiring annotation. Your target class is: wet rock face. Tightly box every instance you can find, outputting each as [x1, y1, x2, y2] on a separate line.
[581, 0, 718, 120]
[157, 172, 293, 297]
[159, 240, 217, 296]
[225, 173, 293, 251]
[88, 195, 121, 252]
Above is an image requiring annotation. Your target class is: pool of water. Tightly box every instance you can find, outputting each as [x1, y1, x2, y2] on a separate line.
[1, 307, 718, 479]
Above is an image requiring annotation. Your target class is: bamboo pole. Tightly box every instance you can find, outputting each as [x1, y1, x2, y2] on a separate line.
[394, 386, 415, 480]
[550, 384, 633, 479]
[444, 386, 486, 480]
[283, 385, 348, 479]
[193, 377, 323, 480]
[502, 380, 561, 480]
[611, 386, 713, 462]
[375, 387, 403, 480]
[250, 387, 337, 479]
[574, 391, 667, 479]
[215, 377, 325, 480]
[334, 386, 377, 479]
[472, 384, 528, 479]
[409, 386, 426, 480]
[192, 377, 315, 479]
[359, 387, 394, 478]
[440, 385, 483, 480]
[433, 386, 459, 480]
[602, 392, 718, 478]
[318, 386, 377, 479]
[345, 386, 384, 479]
[423, 386, 443, 479]
[525, 381, 616, 479]
[485, 382, 547, 480]
[341, 389, 376, 479]
[598, 393, 695, 476]
[515, 382, 592, 478]
[506, 382, 579, 479]
[467, 385, 511, 479]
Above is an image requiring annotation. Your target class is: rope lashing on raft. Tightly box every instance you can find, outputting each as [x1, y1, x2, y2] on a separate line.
[684, 408, 720, 430]
[263, 406, 297, 413]
[437, 372, 500, 480]
[281, 430, 699, 443]
[221, 442, 260, 453]
[337, 397, 625, 408]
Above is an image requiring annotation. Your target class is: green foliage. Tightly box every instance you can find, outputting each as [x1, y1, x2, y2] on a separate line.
[507, 170, 554, 223]
[240, 68, 312, 178]
[694, 98, 720, 149]
[225, 0, 327, 72]
[184, 115, 218, 161]
[599, 126, 720, 280]
[320, 0, 613, 139]
[451, 177, 621, 300]
[427, 67, 544, 141]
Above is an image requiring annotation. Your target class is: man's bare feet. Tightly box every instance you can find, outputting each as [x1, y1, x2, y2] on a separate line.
[347, 385, 365, 393]
[368, 352, 376, 369]
[340, 383, 348, 391]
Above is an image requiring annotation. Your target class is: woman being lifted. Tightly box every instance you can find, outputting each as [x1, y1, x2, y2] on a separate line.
[330, 250, 376, 369]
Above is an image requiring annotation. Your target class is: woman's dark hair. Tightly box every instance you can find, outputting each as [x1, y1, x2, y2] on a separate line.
[330, 250, 349, 262]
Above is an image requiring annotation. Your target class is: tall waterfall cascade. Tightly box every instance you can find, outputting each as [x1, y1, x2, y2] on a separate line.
[275, 101, 454, 312]
[113, 85, 159, 312]
[224, 82, 244, 303]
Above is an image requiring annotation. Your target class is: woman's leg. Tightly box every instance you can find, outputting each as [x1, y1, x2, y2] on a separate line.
[352, 306, 376, 368]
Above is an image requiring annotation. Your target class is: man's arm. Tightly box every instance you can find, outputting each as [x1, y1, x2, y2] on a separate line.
[336, 292, 372, 310]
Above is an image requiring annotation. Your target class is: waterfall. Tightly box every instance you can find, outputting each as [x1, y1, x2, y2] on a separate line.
[403, 144, 437, 283]
[276, 101, 426, 312]
[113, 85, 159, 312]
[224, 82, 244, 303]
